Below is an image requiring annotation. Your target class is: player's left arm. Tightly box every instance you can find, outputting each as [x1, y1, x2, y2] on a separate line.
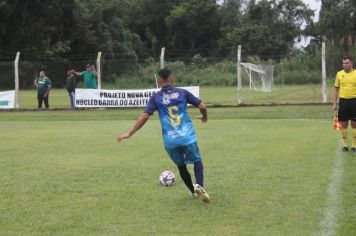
[117, 112, 150, 142]
[185, 89, 207, 122]
[44, 79, 52, 98]
[198, 102, 208, 123]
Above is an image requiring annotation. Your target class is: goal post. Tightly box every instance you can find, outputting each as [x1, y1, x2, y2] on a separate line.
[237, 45, 242, 104]
[14, 51, 20, 109]
[154, 47, 165, 89]
[160, 47, 165, 69]
[96, 51, 102, 89]
[321, 42, 327, 103]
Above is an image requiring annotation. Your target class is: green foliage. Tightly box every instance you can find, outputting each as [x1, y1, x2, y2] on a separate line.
[0, 0, 353, 64]
[165, 61, 187, 74]
[276, 69, 321, 84]
[111, 49, 335, 89]
[0, 0, 75, 56]
[165, 0, 220, 51]
[127, 0, 176, 52]
[191, 54, 208, 69]
[71, 0, 138, 60]
[0, 0, 141, 88]
[313, 0, 355, 46]
[326, 45, 356, 76]
[0, 0, 354, 90]
[274, 48, 323, 84]
[219, 0, 313, 59]
[109, 57, 237, 88]
[0, 0, 138, 59]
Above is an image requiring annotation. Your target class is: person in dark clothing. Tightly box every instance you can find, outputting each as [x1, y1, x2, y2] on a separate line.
[65, 70, 76, 109]
[34, 70, 52, 109]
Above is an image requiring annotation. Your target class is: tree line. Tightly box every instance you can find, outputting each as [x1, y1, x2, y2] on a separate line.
[0, 0, 355, 88]
[0, 0, 354, 60]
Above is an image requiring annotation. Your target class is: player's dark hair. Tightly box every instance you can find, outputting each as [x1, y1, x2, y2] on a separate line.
[158, 68, 172, 81]
[343, 55, 353, 62]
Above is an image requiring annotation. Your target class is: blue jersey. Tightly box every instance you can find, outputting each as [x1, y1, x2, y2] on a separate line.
[144, 85, 202, 148]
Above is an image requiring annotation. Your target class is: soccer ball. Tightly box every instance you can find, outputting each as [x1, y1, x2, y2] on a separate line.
[159, 171, 176, 186]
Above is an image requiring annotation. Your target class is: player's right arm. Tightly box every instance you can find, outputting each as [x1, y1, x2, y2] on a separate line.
[332, 87, 339, 112]
[117, 94, 157, 142]
[71, 70, 82, 77]
[333, 72, 341, 112]
[117, 112, 150, 142]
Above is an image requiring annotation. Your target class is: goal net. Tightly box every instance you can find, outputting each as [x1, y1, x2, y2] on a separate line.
[241, 63, 275, 92]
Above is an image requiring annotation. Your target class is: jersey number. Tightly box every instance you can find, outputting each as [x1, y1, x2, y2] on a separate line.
[168, 106, 181, 126]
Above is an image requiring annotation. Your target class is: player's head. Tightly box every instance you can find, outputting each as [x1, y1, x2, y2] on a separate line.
[342, 55, 353, 72]
[158, 68, 173, 84]
[39, 70, 46, 78]
[86, 64, 92, 71]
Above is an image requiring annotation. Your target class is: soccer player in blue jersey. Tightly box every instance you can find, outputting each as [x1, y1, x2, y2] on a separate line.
[117, 68, 210, 203]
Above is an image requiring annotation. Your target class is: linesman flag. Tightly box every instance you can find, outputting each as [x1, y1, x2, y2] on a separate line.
[333, 113, 342, 130]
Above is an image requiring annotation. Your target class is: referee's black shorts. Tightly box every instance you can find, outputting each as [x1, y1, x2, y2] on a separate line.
[338, 98, 356, 121]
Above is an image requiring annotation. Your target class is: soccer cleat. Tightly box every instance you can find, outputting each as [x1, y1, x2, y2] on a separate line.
[194, 184, 210, 203]
[342, 147, 349, 152]
[351, 147, 356, 153]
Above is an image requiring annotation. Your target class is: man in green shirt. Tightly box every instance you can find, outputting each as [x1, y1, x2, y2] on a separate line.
[34, 70, 52, 109]
[72, 64, 97, 89]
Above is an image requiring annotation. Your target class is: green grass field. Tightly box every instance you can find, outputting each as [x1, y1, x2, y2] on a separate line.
[1, 106, 356, 235]
[14, 84, 335, 108]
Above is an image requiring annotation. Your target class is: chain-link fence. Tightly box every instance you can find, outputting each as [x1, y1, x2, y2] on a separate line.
[0, 44, 355, 107]
[0, 61, 14, 91]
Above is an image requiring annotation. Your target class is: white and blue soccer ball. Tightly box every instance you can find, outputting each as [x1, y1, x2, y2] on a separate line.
[159, 171, 176, 186]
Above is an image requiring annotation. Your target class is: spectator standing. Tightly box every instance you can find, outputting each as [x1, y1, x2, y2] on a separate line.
[65, 70, 76, 109]
[34, 70, 52, 109]
[71, 64, 97, 89]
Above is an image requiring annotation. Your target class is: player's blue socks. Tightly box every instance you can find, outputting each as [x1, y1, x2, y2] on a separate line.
[194, 161, 204, 187]
[177, 165, 194, 194]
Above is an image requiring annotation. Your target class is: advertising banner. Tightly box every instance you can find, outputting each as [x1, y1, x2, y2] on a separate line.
[75, 87, 199, 108]
[0, 90, 15, 109]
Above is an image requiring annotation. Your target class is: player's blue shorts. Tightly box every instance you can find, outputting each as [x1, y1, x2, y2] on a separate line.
[164, 142, 201, 166]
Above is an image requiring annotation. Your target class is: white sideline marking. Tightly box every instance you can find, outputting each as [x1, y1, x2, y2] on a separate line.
[318, 149, 345, 236]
